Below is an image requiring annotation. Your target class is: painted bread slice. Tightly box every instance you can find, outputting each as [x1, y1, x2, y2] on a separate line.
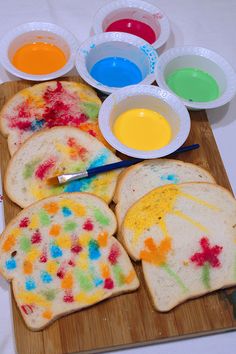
[5, 126, 120, 208]
[0, 80, 110, 155]
[114, 159, 215, 235]
[0, 193, 139, 330]
[122, 183, 236, 311]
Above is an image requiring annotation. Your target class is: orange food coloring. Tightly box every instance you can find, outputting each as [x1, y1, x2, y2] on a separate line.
[97, 232, 108, 247]
[125, 270, 136, 284]
[12, 42, 67, 75]
[61, 272, 73, 289]
[42, 310, 53, 319]
[140, 237, 172, 265]
[49, 224, 61, 237]
[23, 260, 33, 275]
[2, 235, 16, 252]
[43, 202, 59, 214]
[101, 264, 110, 279]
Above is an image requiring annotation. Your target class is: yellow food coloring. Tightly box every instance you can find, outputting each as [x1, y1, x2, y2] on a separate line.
[76, 252, 89, 271]
[29, 214, 39, 229]
[18, 291, 50, 307]
[58, 199, 86, 217]
[56, 235, 72, 249]
[26, 248, 40, 262]
[124, 185, 180, 244]
[75, 289, 104, 304]
[79, 233, 91, 247]
[46, 260, 58, 275]
[113, 108, 172, 151]
[125, 184, 216, 246]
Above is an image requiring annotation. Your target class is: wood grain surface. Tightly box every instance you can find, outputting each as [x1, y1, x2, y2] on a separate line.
[0, 78, 236, 354]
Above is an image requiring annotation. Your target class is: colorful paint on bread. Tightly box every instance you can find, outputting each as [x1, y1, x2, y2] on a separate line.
[0, 195, 138, 329]
[124, 184, 218, 245]
[1, 81, 114, 154]
[19, 134, 119, 204]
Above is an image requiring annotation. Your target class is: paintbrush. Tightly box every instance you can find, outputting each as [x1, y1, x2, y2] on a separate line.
[47, 143, 200, 186]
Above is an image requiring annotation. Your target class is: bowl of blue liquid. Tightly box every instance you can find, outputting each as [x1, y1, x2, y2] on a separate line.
[75, 32, 158, 94]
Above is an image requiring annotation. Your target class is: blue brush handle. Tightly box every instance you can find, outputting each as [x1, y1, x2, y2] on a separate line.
[87, 144, 200, 178]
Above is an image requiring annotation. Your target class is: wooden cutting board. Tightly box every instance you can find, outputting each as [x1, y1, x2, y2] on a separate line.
[0, 78, 236, 354]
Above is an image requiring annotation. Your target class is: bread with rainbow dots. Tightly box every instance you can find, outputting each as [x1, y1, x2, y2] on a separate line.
[0, 192, 139, 330]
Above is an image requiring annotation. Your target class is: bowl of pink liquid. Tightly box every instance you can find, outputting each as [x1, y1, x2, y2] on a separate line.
[93, 0, 170, 50]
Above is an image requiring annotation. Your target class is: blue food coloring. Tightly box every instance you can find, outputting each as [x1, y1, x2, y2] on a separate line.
[25, 277, 36, 291]
[31, 119, 45, 131]
[64, 150, 109, 193]
[62, 206, 72, 217]
[64, 177, 95, 193]
[160, 174, 180, 184]
[5, 258, 16, 270]
[94, 278, 103, 287]
[89, 149, 109, 169]
[50, 245, 63, 258]
[90, 57, 142, 88]
[88, 239, 101, 260]
[40, 271, 53, 283]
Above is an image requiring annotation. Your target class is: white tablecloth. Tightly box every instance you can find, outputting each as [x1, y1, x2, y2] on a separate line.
[0, 1, 236, 353]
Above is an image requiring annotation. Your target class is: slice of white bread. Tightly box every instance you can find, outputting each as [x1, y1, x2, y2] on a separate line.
[0, 80, 111, 155]
[114, 159, 215, 233]
[5, 126, 120, 208]
[0, 192, 139, 330]
[122, 183, 236, 311]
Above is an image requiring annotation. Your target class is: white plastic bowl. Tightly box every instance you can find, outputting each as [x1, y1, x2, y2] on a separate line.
[98, 84, 190, 158]
[0, 22, 79, 81]
[155, 46, 236, 110]
[93, 0, 170, 50]
[76, 32, 158, 95]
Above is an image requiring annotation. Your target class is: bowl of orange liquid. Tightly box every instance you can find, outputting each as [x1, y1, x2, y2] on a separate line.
[0, 22, 78, 81]
[98, 85, 190, 158]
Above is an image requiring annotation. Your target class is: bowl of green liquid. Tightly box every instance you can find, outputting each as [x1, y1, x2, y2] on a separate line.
[155, 46, 236, 110]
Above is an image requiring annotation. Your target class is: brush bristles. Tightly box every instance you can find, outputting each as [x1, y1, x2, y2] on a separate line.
[46, 176, 60, 186]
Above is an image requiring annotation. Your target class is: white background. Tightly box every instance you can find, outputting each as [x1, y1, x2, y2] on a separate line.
[0, 1, 236, 353]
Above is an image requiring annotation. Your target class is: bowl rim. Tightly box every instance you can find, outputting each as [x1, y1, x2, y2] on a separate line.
[75, 31, 158, 94]
[155, 45, 236, 110]
[92, 0, 170, 50]
[0, 22, 79, 81]
[98, 84, 191, 158]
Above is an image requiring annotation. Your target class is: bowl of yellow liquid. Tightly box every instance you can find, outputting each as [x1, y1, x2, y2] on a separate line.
[98, 85, 190, 158]
[0, 22, 78, 81]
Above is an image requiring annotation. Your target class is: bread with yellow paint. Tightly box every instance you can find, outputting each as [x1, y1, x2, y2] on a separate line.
[122, 183, 236, 311]
[114, 159, 215, 235]
[5, 126, 120, 208]
[0, 80, 113, 155]
[0, 192, 139, 330]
